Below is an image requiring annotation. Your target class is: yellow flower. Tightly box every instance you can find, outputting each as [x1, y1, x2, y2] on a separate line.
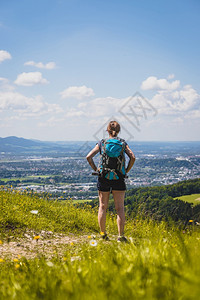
[15, 264, 20, 269]
[100, 232, 105, 236]
[0, 240, 3, 245]
[87, 236, 92, 239]
[0, 258, 4, 263]
[70, 242, 74, 246]
[13, 258, 19, 262]
[34, 235, 40, 240]
[189, 220, 193, 223]
[63, 257, 67, 261]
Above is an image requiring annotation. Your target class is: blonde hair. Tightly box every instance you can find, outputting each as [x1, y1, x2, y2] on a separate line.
[107, 121, 120, 137]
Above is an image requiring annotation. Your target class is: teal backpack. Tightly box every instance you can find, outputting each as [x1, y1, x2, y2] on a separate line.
[98, 138, 126, 180]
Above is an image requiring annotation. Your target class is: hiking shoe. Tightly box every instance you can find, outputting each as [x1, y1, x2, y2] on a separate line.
[117, 236, 128, 243]
[100, 232, 109, 241]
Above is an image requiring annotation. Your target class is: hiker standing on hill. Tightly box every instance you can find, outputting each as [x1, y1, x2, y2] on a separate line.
[86, 121, 135, 242]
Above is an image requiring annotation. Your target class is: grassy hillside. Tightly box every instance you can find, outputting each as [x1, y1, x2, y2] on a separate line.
[1, 188, 200, 299]
[175, 193, 200, 205]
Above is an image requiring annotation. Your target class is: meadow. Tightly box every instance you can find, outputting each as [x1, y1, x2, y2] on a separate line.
[1, 187, 200, 299]
[176, 193, 200, 205]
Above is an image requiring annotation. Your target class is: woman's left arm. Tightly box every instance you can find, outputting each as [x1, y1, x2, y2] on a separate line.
[86, 144, 100, 171]
[125, 145, 136, 173]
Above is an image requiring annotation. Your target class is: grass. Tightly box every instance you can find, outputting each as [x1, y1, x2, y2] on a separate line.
[72, 199, 93, 204]
[0, 187, 200, 299]
[1, 175, 53, 182]
[175, 193, 200, 206]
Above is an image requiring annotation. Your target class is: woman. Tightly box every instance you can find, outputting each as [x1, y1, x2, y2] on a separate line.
[86, 121, 135, 242]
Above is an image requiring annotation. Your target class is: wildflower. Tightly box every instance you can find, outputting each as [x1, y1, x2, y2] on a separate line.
[13, 258, 19, 262]
[0, 258, 4, 263]
[46, 261, 54, 267]
[100, 232, 105, 236]
[70, 242, 74, 246]
[87, 236, 92, 239]
[71, 256, 81, 262]
[0, 240, 3, 245]
[189, 220, 193, 223]
[30, 210, 39, 214]
[33, 235, 40, 240]
[15, 264, 20, 269]
[90, 239, 97, 247]
[63, 257, 67, 261]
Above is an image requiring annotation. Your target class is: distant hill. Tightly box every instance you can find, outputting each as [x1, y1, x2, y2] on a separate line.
[0, 136, 46, 147]
[0, 136, 50, 153]
[1, 136, 200, 156]
[0, 136, 81, 155]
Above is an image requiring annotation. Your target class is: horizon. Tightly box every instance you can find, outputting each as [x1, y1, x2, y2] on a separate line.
[0, 0, 200, 141]
[1, 135, 200, 144]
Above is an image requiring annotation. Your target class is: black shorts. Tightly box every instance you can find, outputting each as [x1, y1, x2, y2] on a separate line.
[97, 175, 126, 192]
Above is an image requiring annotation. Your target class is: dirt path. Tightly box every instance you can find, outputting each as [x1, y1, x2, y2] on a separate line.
[0, 231, 92, 260]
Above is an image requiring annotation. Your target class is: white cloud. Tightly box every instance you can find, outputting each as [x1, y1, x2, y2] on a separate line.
[150, 85, 200, 115]
[60, 85, 95, 100]
[0, 50, 12, 63]
[65, 108, 86, 117]
[141, 76, 180, 91]
[70, 96, 122, 119]
[14, 72, 49, 86]
[139, 75, 199, 125]
[38, 116, 65, 127]
[0, 77, 15, 91]
[0, 90, 62, 117]
[24, 61, 56, 70]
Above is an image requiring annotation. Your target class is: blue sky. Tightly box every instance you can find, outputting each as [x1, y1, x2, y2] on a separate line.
[0, 0, 199, 141]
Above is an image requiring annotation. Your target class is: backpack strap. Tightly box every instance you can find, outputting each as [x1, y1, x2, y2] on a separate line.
[118, 141, 126, 173]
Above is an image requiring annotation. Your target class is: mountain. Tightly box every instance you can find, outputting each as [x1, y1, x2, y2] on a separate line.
[0, 136, 88, 156]
[0, 136, 45, 147]
[0, 136, 47, 153]
[0, 136, 75, 155]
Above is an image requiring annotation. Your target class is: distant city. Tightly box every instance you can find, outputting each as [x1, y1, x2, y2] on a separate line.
[0, 137, 199, 199]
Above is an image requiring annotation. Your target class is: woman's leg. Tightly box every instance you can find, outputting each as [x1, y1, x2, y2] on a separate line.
[112, 190, 126, 236]
[98, 191, 110, 233]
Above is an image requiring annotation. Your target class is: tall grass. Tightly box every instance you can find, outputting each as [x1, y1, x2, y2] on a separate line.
[0, 188, 200, 299]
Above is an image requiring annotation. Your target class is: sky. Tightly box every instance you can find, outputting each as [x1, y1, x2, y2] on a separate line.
[0, 0, 200, 141]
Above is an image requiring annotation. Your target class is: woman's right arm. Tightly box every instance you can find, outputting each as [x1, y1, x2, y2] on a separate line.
[86, 144, 100, 171]
[125, 145, 136, 173]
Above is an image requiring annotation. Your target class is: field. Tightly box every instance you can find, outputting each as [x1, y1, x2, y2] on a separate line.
[0, 175, 52, 182]
[175, 193, 200, 205]
[1, 188, 200, 299]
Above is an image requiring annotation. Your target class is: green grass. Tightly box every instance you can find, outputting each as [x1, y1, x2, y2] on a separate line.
[0, 188, 99, 236]
[0, 187, 200, 299]
[0, 175, 53, 182]
[175, 193, 200, 205]
[72, 199, 93, 204]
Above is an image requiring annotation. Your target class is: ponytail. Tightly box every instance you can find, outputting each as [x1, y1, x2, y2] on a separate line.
[107, 121, 120, 137]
